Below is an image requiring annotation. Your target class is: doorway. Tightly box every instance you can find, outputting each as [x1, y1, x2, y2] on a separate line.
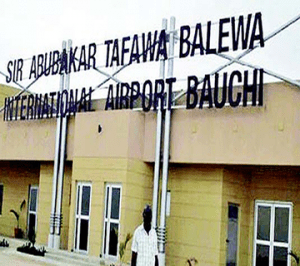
[226, 203, 239, 266]
[74, 182, 92, 253]
[102, 184, 122, 259]
[28, 185, 38, 238]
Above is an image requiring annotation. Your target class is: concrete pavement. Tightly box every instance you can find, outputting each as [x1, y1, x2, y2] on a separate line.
[0, 236, 113, 266]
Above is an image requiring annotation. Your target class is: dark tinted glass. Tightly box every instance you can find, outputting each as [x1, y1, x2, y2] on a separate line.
[28, 213, 36, 237]
[0, 185, 3, 215]
[75, 218, 78, 248]
[274, 207, 289, 243]
[30, 188, 38, 212]
[110, 188, 120, 219]
[228, 205, 238, 219]
[81, 186, 91, 216]
[105, 187, 109, 218]
[273, 247, 288, 266]
[256, 244, 269, 266]
[76, 186, 80, 215]
[104, 222, 107, 254]
[79, 219, 89, 251]
[257, 206, 271, 241]
[109, 223, 118, 256]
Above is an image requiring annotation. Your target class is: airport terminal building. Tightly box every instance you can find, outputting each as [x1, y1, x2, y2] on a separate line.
[0, 81, 300, 266]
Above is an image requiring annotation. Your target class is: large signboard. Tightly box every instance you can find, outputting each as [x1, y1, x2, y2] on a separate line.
[4, 12, 265, 121]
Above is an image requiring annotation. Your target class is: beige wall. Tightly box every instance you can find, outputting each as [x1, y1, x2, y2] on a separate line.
[1, 81, 300, 265]
[248, 167, 300, 266]
[0, 161, 39, 237]
[0, 160, 72, 248]
[166, 165, 224, 266]
[1, 160, 297, 266]
[164, 164, 300, 266]
[0, 82, 300, 166]
[68, 157, 153, 261]
[120, 159, 153, 262]
[220, 166, 300, 266]
[68, 108, 152, 258]
[37, 162, 72, 249]
[221, 167, 251, 266]
[0, 115, 75, 161]
[72, 110, 145, 159]
[144, 82, 300, 165]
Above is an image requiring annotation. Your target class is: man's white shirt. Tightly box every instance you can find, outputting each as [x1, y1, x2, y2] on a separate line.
[131, 224, 158, 266]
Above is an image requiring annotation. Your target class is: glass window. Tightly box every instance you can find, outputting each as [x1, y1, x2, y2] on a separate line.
[103, 184, 122, 258]
[74, 182, 92, 253]
[76, 186, 80, 215]
[0, 184, 3, 215]
[75, 218, 78, 248]
[105, 187, 109, 218]
[256, 244, 269, 266]
[109, 223, 119, 256]
[274, 207, 289, 243]
[28, 213, 36, 236]
[28, 186, 38, 237]
[29, 188, 37, 212]
[81, 186, 91, 216]
[103, 222, 107, 254]
[79, 219, 89, 251]
[254, 201, 292, 266]
[273, 247, 288, 266]
[257, 206, 271, 241]
[111, 188, 120, 219]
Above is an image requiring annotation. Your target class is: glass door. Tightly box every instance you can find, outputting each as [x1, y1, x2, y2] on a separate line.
[103, 184, 122, 259]
[74, 182, 92, 253]
[28, 186, 38, 238]
[253, 201, 292, 266]
[226, 204, 239, 266]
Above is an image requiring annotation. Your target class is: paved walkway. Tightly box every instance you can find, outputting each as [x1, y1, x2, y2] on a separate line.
[0, 249, 54, 266]
[0, 236, 117, 266]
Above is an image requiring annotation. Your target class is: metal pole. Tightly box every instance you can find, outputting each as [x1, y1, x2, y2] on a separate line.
[174, 13, 300, 101]
[48, 40, 66, 248]
[213, 52, 300, 89]
[158, 16, 175, 266]
[0, 73, 57, 114]
[53, 39, 71, 249]
[152, 18, 167, 231]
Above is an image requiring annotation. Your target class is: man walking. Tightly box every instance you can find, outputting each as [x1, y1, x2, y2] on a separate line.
[131, 205, 159, 266]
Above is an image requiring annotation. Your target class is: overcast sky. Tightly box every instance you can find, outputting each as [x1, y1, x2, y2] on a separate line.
[1, 0, 299, 98]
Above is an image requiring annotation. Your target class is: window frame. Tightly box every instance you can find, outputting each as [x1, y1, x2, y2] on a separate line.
[74, 182, 92, 254]
[27, 185, 39, 236]
[102, 183, 122, 260]
[253, 200, 293, 266]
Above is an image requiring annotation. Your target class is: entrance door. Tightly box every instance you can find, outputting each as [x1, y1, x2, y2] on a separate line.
[226, 204, 239, 266]
[28, 186, 38, 238]
[74, 182, 92, 253]
[253, 201, 292, 266]
[103, 184, 122, 259]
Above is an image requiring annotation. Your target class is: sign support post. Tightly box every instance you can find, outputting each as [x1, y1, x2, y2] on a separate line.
[53, 39, 71, 248]
[152, 18, 167, 231]
[158, 16, 175, 266]
[48, 40, 71, 249]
